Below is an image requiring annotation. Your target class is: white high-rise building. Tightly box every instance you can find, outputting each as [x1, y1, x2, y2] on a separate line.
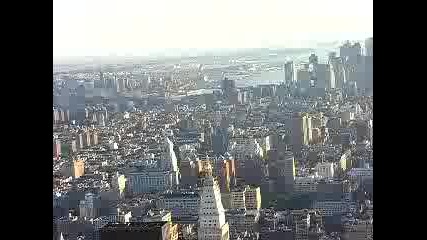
[303, 115, 312, 145]
[162, 136, 180, 186]
[365, 37, 373, 56]
[162, 137, 178, 172]
[198, 176, 230, 240]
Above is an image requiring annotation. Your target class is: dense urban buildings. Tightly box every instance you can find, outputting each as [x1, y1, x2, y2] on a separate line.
[53, 39, 373, 240]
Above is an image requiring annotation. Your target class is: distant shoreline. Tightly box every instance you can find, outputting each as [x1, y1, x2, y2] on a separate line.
[53, 47, 338, 73]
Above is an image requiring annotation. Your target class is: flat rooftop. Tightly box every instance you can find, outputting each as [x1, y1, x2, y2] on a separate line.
[101, 221, 167, 231]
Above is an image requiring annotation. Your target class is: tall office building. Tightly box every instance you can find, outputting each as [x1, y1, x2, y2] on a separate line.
[340, 41, 363, 91]
[328, 54, 345, 89]
[161, 137, 179, 172]
[365, 37, 373, 56]
[363, 54, 373, 94]
[297, 67, 310, 89]
[140, 73, 151, 93]
[276, 151, 296, 192]
[308, 54, 318, 88]
[179, 159, 199, 188]
[212, 127, 229, 157]
[355, 120, 370, 143]
[73, 159, 85, 178]
[230, 187, 246, 209]
[214, 157, 236, 193]
[221, 77, 238, 105]
[196, 74, 207, 89]
[268, 150, 296, 193]
[291, 113, 304, 154]
[244, 186, 262, 211]
[68, 84, 86, 122]
[79, 193, 101, 218]
[198, 175, 230, 240]
[161, 136, 180, 186]
[303, 115, 312, 145]
[99, 72, 105, 88]
[315, 64, 330, 89]
[53, 137, 61, 160]
[158, 191, 200, 218]
[291, 113, 312, 153]
[340, 41, 362, 62]
[284, 61, 294, 85]
[221, 77, 236, 95]
[239, 155, 265, 186]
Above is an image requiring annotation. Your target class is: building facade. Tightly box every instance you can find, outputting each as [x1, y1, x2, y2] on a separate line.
[126, 171, 175, 194]
[198, 176, 230, 240]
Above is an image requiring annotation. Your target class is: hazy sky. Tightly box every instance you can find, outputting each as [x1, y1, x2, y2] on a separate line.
[53, 0, 373, 58]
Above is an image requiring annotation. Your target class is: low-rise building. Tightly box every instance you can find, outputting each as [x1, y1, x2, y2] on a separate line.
[126, 170, 176, 194]
[294, 176, 319, 193]
[311, 201, 346, 217]
[143, 209, 172, 223]
[315, 162, 334, 178]
[157, 191, 200, 217]
[100, 221, 178, 240]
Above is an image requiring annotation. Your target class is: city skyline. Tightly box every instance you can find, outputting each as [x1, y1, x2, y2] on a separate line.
[53, 1, 373, 239]
[53, 0, 373, 58]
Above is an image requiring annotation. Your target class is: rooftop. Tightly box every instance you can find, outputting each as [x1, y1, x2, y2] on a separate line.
[100, 221, 167, 231]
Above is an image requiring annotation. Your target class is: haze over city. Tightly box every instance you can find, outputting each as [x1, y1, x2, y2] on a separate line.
[53, 0, 373, 59]
[53, 1, 373, 240]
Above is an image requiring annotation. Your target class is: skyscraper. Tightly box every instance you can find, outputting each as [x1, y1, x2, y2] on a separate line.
[53, 137, 61, 160]
[315, 64, 330, 90]
[291, 113, 304, 154]
[198, 175, 230, 240]
[303, 114, 312, 145]
[161, 136, 180, 186]
[72, 84, 86, 122]
[340, 41, 362, 62]
[297, 66, 310, 89]
[363, 50, 373, 95]
[212, 127, 229, 157]
[365, 37, 373, 56]
[292, 113, 312, 152]
[276, 151, 296, 193]
[328, 54, 345, 89]
[221, 77, 238, 105]
[161, 137, 179, 172]
[284, 61, 294, 85]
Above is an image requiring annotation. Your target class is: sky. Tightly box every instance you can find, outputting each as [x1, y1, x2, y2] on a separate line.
[53, 0, 373, 58]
